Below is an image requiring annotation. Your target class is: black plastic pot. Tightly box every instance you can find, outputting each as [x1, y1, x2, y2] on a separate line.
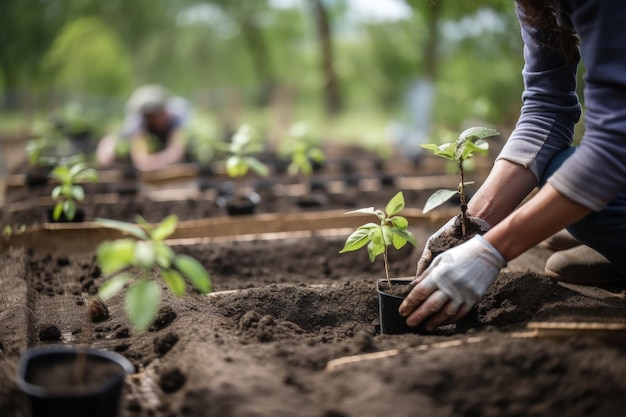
[217, 192, 261, 216]
[295, 193, 327, 208]
[376, 279, 421, 335]
[17, 346, 134, 417]
[46, 208, 86, 223]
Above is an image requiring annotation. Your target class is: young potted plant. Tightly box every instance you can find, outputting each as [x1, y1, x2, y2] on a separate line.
[278, 123, 327, 207]
[216, 124, 269, 215]
[48, 158, 98, 223]
[339, 191, 418, 334]
[419, 126, 499, 253]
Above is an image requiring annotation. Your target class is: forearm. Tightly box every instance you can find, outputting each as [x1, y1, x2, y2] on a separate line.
[467, 159, 537, 227]
[484, 184, 590, 261]
[130, 131, 186, 172]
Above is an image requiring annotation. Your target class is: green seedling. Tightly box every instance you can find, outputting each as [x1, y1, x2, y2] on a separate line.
[49, 159, 98, 221]
[95, 214, 211, 332]
[340, 191, 417, 290]
[221, 124, 269, 195]
[420, 126, 499, 237]
[279, 123, 325, 196]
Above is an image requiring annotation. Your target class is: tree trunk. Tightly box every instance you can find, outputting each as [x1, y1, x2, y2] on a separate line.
[423, 0, 442, 80]
[309, 0, 342, 116]
[239, 11, 275, 107]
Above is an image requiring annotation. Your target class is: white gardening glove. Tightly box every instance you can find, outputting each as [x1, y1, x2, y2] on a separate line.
[416, 214, 491, 276]
[400, 235, 506, 331]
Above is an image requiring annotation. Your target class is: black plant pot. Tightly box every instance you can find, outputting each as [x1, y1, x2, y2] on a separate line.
[296, 193, 327, 208]
[46, 208, 86, 223]
[217, 192, 261, 216]
[376, 279, 421, 335]
[17, 346, 134, 417]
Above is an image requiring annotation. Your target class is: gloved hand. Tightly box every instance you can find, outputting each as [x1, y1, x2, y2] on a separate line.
[416, 214, 491, 277]
[400, 235, 506, 331]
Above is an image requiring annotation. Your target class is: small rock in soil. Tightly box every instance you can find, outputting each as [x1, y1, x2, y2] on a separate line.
[159, 368, 186, 393]
[38, 324, 61, 341]
[88, 297, 110, 322]
[154, 332, 179, 356]
[150, 306, 177, 331]
[56, 257, 70, 266]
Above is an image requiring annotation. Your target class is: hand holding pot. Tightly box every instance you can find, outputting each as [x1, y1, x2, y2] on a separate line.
[400, 235, 506, 331]
[416, 214, 491, 277]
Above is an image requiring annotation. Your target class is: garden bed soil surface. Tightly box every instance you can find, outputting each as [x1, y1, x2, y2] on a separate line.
[1, 233, 626, 417]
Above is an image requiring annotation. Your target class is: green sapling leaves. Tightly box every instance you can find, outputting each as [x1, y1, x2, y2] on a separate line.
[420, 126, 498, 237]
[340, 191, 417, 288]
[96, 214, 212, 332]
[49, 159, 98, 221]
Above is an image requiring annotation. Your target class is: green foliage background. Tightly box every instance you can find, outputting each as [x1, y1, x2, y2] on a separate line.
[0, 0, 561, 142]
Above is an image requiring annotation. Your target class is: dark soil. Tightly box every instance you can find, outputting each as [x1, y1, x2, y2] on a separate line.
[2, 142, 626, 416]
[1, 233, 625, 417]
[429, 215, 489, 258]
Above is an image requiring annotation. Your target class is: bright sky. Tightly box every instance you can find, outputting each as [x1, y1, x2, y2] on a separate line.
[270, 0, 413, 22]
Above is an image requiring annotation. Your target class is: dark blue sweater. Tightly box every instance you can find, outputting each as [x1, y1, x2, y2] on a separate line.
[498, 0, 626, 211]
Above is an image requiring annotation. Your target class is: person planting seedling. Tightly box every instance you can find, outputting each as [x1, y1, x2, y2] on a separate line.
[340, 191, 417, 290]
[420, 126, 499, 238]
[49, 157, 98, 221]
[96, 214, 212, 332]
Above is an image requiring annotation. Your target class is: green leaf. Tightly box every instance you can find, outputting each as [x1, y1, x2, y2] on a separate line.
[421, 142, 456, 160]
[63, 200, 76, 220]
[423, 189, 458, 213]
[392, 228, 417, 248]
[389, 215, 408, 229]
[152, 214, 178, 241]
[76, 168, 98, 183]
[458, 127, 499, 142]
[154, 243, 175, 269]
[98, 273, 131, 301]
[51, 185, 62, 200]
[97, 238, 136, 275]
[385, 191, 405, 216]
[134, 241, 155, 269]
[381, 224, 393, 246]
[126, 279, 161, 332]
[308, 147, 325, 163]
[50, 165, 70, 183]
[174, 255, 212, 294]
[244, 157, 269, 177]
[69, 162, 87, 178]
[366, 236, 385, 263]
[95, 218, 150, 240]
[52, 201, 64, 221]
[160, 269, 186, 297]
[70, 185, 85, 201]
[461, 139, 489, 160]
[339, 223, 377, 253]
[226, 156, 247, 178]
[344, 207, 376, 215]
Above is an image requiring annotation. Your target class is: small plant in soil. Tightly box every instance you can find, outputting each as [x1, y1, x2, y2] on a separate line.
[222, 124, 269, 187]
[279, 123, 326, 203]
[95, 214, 212, 332]
[49, 158, 98, 221]
[340, 191, 417, 290]
[420, 126, 499, 237]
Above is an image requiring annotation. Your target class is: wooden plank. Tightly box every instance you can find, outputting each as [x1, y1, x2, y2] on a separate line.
[1, 208, 454, 255]
[525, 322, 626, 345]
[326, 337, 486, 372]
